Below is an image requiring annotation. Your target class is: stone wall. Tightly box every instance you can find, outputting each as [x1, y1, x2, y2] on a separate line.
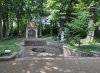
[24, 39, 47, 46]
[64, 46, 100, 57]
[90, 51, 100, 57]
[64, 46, 92, 57]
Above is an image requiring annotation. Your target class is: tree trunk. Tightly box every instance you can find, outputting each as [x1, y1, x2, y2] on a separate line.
[10, 14, 13, 37]
[39, 23, 42, 37]
[5, 13, 9, 38]
[17, 17, 20, 36]
[86, 19, 94, 41]
[3, 18, 6, 38]
[86, 2, 96, 42]
[50, 20, 53, 36]
[0, 14, 3, 40]
[3, 12, 9, 38]
[39, 17, 42, 37]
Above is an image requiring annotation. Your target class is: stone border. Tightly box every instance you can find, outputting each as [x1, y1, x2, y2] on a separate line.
[64, 45, 100, 57]
[64, 45, 92, 57]
[90, 51, 100, 57]
[15, 42, 25, 58]
[16, 46, 25, 58]
[0, 52, 17, 61]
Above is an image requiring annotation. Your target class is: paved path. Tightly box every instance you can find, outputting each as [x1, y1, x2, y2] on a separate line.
[0, 57, 100, 73]
[3, 40, 99, 73]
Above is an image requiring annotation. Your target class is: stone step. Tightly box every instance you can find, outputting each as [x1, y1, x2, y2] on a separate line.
[15, 56, 100, 61]
[15, 56, 65, 60]
[24, 39, 47, 46]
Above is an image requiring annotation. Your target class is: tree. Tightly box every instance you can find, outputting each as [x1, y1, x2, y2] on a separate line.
[86, 1, 97, 42]
[68, 1, 90, 46]
[0, 14, 3, 40]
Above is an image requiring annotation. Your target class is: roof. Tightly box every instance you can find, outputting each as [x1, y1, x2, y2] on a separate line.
[27, 21, 37, 29]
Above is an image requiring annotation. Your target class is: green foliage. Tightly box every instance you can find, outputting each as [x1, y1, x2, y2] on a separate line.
[68, 0, 90, 36]
[69, 34, 82, 46]
[64, 28, 70, 42]
[43, 25, 50, 35]
[42, 24, 59, 36]
[47, 0, 72, 21]
[0, 0, 100, 39]
[67, 1, 91, 45]
[95, 19, 100, 26]
[68, 10, 89, 36]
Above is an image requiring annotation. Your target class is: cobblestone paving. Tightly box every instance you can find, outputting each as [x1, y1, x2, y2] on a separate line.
[0, 58, 100, 73]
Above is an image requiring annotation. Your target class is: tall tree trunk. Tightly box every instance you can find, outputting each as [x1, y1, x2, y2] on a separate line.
[50, 20, 53, 36]
[3, 18, 6, 38]
[10, 13, 13, 37]
[86, 20, 94, 41]
[39, 17, 42, 37]
[16, 12, 21, 36]
[0, 14, 3, 40]
[86, 2, 96, 42]
[39, 23, 42, 37]
[5, 12, 9, 38]
[3, 12, 9, 38]
[17, 17, 20, 36]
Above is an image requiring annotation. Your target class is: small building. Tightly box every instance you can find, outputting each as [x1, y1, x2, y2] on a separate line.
[26, 21, 38, 38]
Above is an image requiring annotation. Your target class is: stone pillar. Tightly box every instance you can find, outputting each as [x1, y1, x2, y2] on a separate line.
[61, 31, 64, 42]
[26, 29, 28, 38]
[35, 29, 38, 38]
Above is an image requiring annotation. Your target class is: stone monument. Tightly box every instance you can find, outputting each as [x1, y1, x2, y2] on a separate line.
[26, 21, 38, 38]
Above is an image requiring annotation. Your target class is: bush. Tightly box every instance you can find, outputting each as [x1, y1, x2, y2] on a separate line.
[0, 49, 5, 56]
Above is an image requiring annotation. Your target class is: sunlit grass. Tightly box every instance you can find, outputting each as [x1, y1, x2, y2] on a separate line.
[69, 39, 100, 53]
[42, 35, 57, 41]
[76, 44, 100, 53]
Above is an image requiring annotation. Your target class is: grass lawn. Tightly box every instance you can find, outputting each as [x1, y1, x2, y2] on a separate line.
[75, 44, 100, 53]
[0, 38, 21, 56]
[42, 35, 58, 41]
[68, 39, 100, 53]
